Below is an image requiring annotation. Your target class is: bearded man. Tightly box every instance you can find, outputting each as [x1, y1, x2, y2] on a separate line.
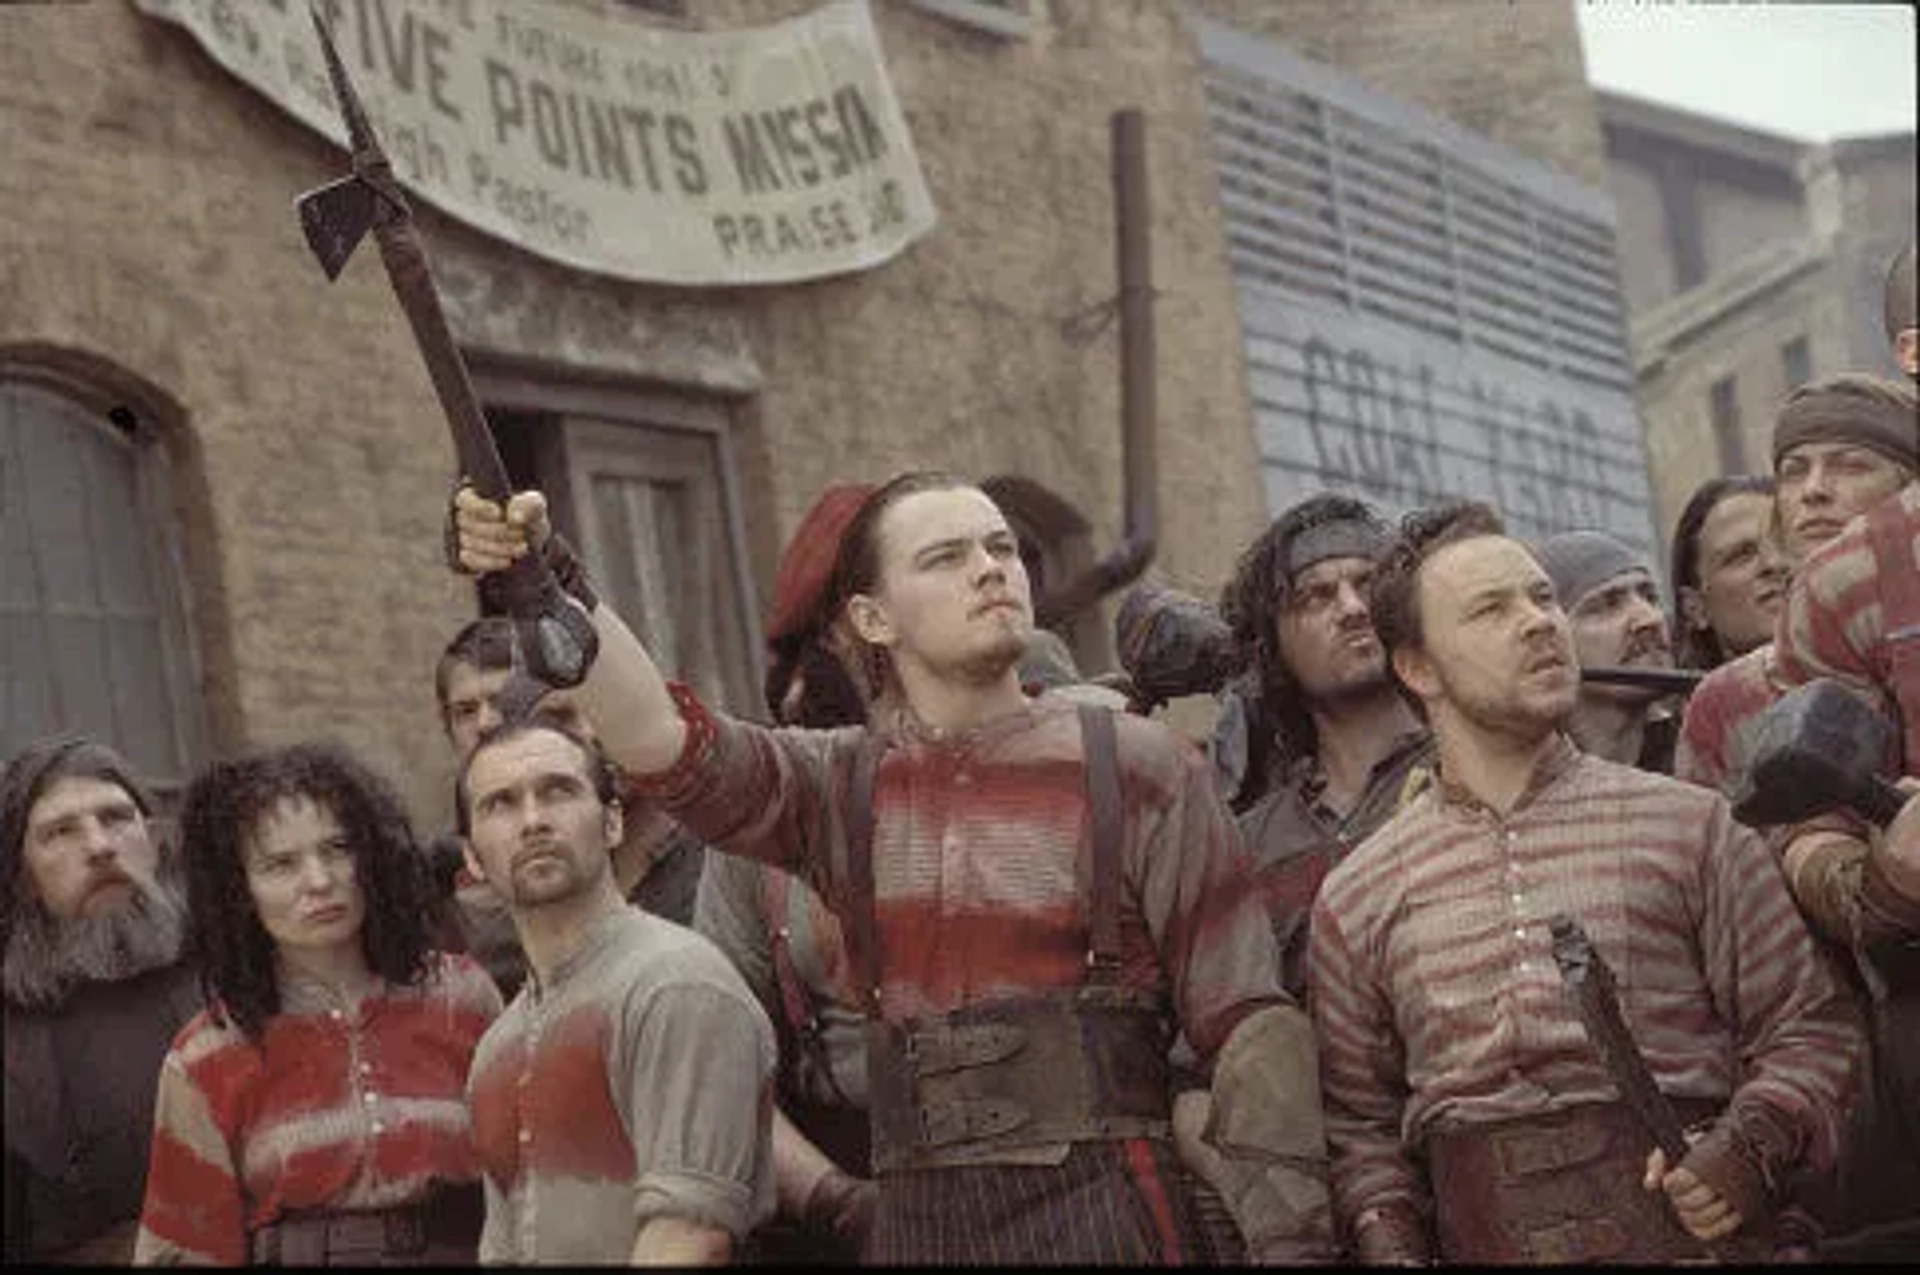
[2, 737, 201, 1263]
[1532, 530, 1681, 772]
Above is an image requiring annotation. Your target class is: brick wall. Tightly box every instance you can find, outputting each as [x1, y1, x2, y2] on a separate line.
[1, 0, 1606, 823]
[1, 2, 472, 817]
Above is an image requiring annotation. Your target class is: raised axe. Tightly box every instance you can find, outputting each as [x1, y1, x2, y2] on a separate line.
[1731, 678, 1908, 830]
[293, 3, 596, 721]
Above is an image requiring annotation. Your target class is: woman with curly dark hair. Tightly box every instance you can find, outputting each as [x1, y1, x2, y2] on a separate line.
[133, 742, 501, 1266]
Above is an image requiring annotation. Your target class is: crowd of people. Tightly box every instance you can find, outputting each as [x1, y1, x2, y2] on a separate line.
[3, 243, 1915, 1266]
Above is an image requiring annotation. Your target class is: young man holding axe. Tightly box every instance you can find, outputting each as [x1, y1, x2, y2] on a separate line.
[448, 472, 1335, 1264]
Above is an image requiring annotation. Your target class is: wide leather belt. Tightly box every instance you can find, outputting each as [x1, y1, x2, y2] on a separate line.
[248, 1183, 482, 1266]
[868, 987, 1172, 1173]
[1422, 1098, 1776, 1265]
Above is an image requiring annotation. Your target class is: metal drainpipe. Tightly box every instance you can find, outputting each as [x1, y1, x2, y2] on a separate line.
[1036, 107, 1159, 629]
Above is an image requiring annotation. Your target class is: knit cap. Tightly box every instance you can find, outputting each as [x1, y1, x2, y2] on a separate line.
[1532, 530, 1649, 610]
[764, 484, 878, 647]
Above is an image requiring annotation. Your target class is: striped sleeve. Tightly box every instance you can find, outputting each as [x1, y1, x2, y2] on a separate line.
[133, 1044, 247, 1266]
[629, 685, 849, 904]
[438, 950, 507, 1024]
[1775, 507, 1890, 692]
[1697, 802, 1861, 1173]
[1674, 668, 1737, 793]
[1306, 880, 1428, 1235]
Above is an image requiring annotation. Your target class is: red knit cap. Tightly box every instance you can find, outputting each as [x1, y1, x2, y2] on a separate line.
[765, 483, 878, 646]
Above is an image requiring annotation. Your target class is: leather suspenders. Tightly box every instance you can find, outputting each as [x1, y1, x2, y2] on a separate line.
[841, 704, 1127, 1019]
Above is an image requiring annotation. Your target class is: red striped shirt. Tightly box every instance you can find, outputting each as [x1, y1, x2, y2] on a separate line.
[633, 687, 1286, 1069]
[1775, 483, 1919, 773]
[1674, 645, 1783, 798]
[1308, 737, 1859, 1230]
[133, 953, 500, 1265]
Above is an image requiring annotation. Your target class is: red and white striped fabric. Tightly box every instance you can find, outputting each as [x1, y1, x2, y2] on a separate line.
[1308, 737, 1860, 1233]
[1674, 644, 1785, 798]
[132, 953, 501, 1265]
[1776, 483, 1920, 774]
[632, 685, 1287, 1071]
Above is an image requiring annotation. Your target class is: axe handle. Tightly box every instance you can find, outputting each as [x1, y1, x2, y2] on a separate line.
[1549, 914, 1746, 1261]
[1580, 666, 1703, 695]
[369, 222, 512, 502]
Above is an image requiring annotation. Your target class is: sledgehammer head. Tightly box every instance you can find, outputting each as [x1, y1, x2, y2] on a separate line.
[1733, 679, 1902, 828]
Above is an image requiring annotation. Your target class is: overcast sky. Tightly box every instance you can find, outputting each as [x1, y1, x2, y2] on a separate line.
[1575, 1, 1917, 142]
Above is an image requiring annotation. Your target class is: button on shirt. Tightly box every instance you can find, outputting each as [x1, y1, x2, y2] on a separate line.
[1308, 736, 1859, 1229]
[633, 688, 1286, 1067]
[134, 955, 502, 1266]
[1236, 730, 1435, 998]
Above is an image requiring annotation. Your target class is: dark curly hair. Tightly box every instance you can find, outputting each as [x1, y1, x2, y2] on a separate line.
[765, 637, 868, 729]
[1218, 494, 1388, 768]
[1668, 475, 1776, 670]
[178, 741, 434, 1039]
[1369, 501, 1507, 717]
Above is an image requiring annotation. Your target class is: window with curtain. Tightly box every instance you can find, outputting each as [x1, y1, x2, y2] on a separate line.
[1, 374, 204, 790]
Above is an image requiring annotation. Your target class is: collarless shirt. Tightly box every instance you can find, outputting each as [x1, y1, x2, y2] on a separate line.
[467, 906, 775, 1263]
[1309, 738, 1859, 1230]
[134, 953, 501, 1265]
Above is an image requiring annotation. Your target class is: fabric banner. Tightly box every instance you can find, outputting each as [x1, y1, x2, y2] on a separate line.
[131, 0, 938, 286]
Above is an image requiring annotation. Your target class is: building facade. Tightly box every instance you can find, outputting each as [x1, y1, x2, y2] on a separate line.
[2, 0, 1618, 822]
[1600, 88, 1917, 538]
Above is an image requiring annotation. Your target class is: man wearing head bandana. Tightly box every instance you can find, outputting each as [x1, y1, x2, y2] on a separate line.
[1676, 371, 1919, 1258]
[1764, 293, 1920, 1259]
[1677, 374, 1917, 801]
[1532, 531, 1680, 773]
[2, 737, 202, 1264]
[1215, 495, 1435, 1004]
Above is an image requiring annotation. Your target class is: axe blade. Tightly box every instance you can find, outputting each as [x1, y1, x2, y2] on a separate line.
[295, 176, 376, 281]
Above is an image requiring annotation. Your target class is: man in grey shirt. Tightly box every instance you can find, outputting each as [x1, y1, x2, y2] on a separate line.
[459, 715, 775, 1264]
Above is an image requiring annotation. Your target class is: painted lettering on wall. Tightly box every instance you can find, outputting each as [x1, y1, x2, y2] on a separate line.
[1258, 322, 1654, 551]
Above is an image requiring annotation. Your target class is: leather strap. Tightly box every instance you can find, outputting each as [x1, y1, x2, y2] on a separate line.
[1080, 705, 1125, 979]
[844, 735, 884, 1019]
[868, 988, 1172, 1171]
[764, 866, 856, 1109]
[843, 707, 1128, 1013]
[764, 869, 814, 1038]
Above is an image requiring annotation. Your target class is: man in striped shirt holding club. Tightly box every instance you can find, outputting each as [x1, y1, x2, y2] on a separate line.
[1308, 501, 1860, 1265]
